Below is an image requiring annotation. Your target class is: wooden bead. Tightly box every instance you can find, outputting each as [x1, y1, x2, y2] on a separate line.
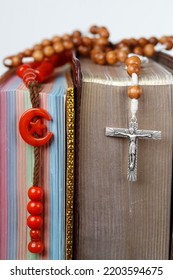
[72, 30, 82, 37]
[12, 56, 22, 67]
[143, 44, 155, 57]
[53, 42, 64, 53]
[119, 39, 131, 47]
[138, 37, 148, 47]
[78, 45, 89, 56]
[106, 51, 117, 65]
[149, 37, 158, 46]
[63, 40, 74, 50]
[159, 36, 167, 44]
[125, 55, 141, 66]
[95, 37, 108, 47]
[73, 36, 82, 47]
[52, 36, 61, 43]
[90, 25, 98, 34]
[90, 50, 97, 61]
[128, 38, 138, 48]
[127, 63, 141, 76]
[117, 42, 130, 54]
[62, 34, 71, 41]
[105, 47, 112, 53]
[128, 85, 143, 99]
[121, 45, 130, 54]
[92, 45, 104, 51]
[165, 40, 173, 50]
[33, 44, 42, 51]
[17, 53, 24, 59]
[82, 36, 92, 47]
[43, 46, 55, 57]
[94, 52, 106, 65]
[117, 42, 127, 49]
[98, 27, 109, 38]
[133, 46, 144, 56]
[24, 49, 33, 57]
[41, 39, 51, 46]
[92, 38, 97, 46]
[117, 50, 127, 62]
[90, 49, 101, 61]
[32, 50, 44, 62]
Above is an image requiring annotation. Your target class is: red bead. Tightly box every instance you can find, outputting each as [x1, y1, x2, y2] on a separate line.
[27, 201, 43, 215]
[28, 186, 43, 201]
[28, 241, 44, 254]
[27, 215, 43, 229]
[28, 61, 42, 68]
[17, 64, 40, 87]
[49, 54, 61, 67]
[30, 230, 41, 240]
[23, 69, 38, 87]
[35, 61, 54, 82]
[17, 64, 31, 78]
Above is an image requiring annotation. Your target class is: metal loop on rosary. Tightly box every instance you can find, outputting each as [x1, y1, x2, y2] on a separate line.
[130, 115, 137, 123]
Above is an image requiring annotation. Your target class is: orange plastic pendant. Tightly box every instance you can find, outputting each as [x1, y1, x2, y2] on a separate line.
[19, 108, 53, 146]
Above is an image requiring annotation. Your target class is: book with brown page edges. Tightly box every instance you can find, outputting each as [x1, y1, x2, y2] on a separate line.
[153, 51, 173, 260]
[72, 55, 173, 260]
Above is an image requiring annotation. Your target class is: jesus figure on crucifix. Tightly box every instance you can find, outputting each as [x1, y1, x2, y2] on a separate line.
[105, 120, 161, 181]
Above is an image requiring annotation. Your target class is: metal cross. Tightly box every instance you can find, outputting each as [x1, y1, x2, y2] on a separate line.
[105, 119, 161, 181]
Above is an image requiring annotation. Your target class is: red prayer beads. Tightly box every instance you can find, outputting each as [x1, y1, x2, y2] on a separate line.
[30, 230, 41, 240]
[27, 186, 44, 253]
[27, 215, 43, 230]
[28, 241, 44, 254]
[28, 186, 43, 201]
[17, 52, 72, 86]
[27, 201, 43, 215]
[17, 63, 39, 87]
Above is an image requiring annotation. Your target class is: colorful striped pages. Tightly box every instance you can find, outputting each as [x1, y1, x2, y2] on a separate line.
[0, 70, 74, 260]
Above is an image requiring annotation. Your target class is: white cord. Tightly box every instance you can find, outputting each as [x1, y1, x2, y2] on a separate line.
[22, 57, 34, 63]
[154, 43, 166, 52]
[131, 73, 138, 85]
[128, 53, 149, 64]
[128, 57, 140, 118]
[131, 99, 138, 119]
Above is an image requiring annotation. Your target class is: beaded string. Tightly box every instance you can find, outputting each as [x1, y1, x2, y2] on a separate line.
[26, 81, 44, 254]
[17, 65, 52, 254]
[126, 55, 143, 101]
[125, 55, 142, 129]
[3, 25, 173, 69]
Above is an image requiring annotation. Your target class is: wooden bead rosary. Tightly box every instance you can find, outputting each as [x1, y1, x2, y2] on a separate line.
[4, 25, 173, 69]
[3, 25, 167, 253]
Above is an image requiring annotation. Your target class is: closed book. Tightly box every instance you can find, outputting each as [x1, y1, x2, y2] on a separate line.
[0, 67, 75, 260]
[74, 58, 172, 260]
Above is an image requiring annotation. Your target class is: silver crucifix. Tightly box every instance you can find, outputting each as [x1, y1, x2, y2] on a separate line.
[105, 119, 161, 181]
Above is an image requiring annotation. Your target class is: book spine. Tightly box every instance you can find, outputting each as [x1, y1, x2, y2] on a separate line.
[71, 55, 82, 260]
